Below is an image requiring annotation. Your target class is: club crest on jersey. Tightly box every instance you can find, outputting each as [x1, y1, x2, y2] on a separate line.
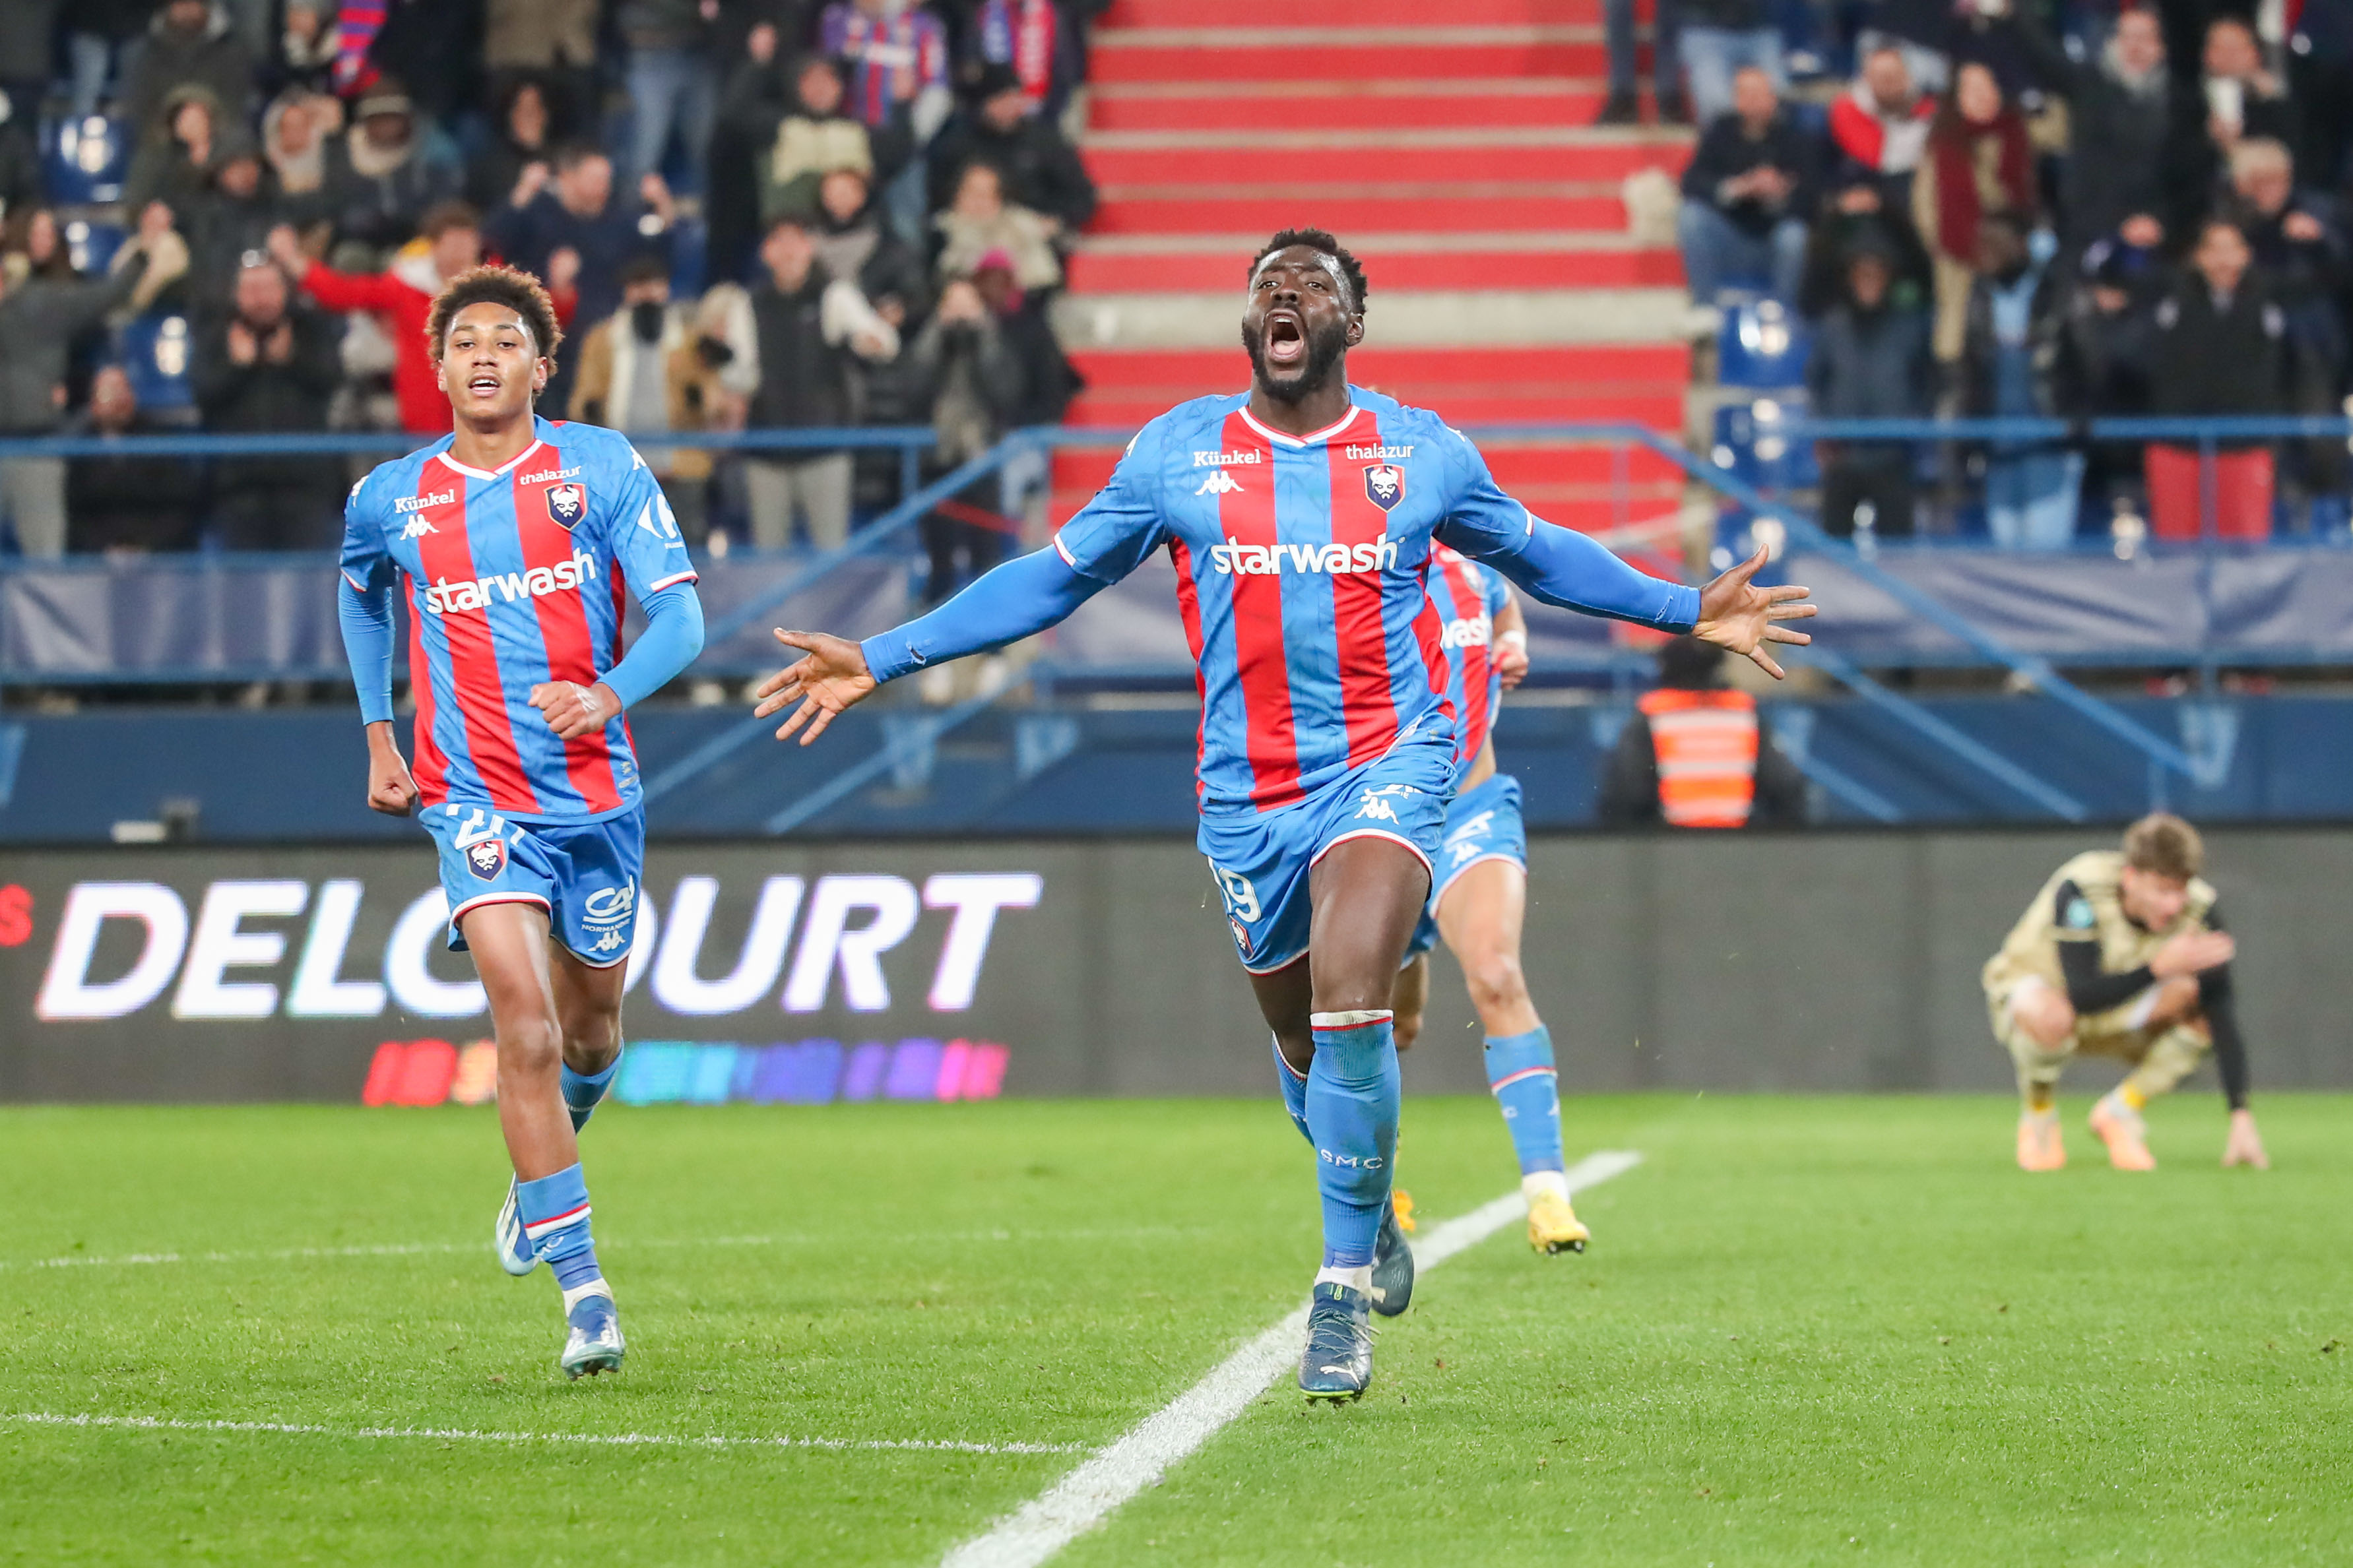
[544, 482, 587, 530]
[1362, 462, 1405, 511]
[465, 838, 507, 879]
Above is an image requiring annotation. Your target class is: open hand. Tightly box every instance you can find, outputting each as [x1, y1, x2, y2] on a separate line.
[1692, 547, 1816, 678]
[267, 222, 307, 274]
[752, 629, 877, 745]
[2223, 1107, 2269, 1168]
[531, 681, 620, 740]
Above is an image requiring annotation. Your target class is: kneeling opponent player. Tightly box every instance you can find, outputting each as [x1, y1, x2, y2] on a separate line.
[752, 229, 1812, 1400]
[337, 266, 706, 1376]
[1386, 546, 1589, 1255]
[1983, 813, 2267, 1172]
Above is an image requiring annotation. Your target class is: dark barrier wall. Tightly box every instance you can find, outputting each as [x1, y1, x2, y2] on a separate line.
[2, 829, 2348, 1102]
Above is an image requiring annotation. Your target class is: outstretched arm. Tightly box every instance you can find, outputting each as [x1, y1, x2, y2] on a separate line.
[1434, 435, 1815, 675]
[1470, 528, 1818, 679]
[752, 546, 1108, 744]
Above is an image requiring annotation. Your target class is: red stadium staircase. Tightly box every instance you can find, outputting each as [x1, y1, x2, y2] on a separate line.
[1054, 0, 1693, 533]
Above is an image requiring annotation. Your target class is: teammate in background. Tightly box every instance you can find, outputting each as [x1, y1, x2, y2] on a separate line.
[336, 265, 707, 1377]
[1598, 635, 1809, 828]
[1388, 548, 1592, 1255]
[1983, 813, 2267, 1172]
[749, 228, 1815, 1400]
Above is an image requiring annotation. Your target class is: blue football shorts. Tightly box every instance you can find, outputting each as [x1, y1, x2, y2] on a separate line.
[1403, 772, 1529, 963]
[1198, 740, 1454, 975]
[420, 801, 645, 966]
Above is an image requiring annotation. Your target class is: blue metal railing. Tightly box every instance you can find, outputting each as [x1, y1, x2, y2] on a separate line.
[10, 416, 2348, 827]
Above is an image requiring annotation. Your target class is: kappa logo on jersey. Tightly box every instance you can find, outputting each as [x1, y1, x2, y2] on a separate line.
[1363, 462, 1405, 511]
[421, 548, 599, 614]
[397, 514, 437, 540]
[1196, 470, 1245, 497]
[1353, 784, 1419, 822]
[1208, 537, 1400, 576]
[544, 482, 587, 530]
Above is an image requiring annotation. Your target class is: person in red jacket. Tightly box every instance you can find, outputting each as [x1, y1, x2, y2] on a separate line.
[267, 199, 483, 435]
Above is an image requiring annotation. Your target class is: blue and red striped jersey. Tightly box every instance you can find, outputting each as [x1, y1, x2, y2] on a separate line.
[820, 3, 950, 129]
[1427, 545, 1514, 766]
[1052, 389, 1543, 814]
[339, 417, 698, 823]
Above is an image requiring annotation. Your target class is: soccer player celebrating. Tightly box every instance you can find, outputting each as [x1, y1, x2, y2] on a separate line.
[753, 230, 1813, 1400]
[337, 265, 706, 1377]
[1983, 813, 2268, 1172]
[1386, 546, 1592, 1255]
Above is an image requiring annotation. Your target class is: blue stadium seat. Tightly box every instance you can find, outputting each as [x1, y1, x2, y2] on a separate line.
[1716, 298, 1811, 390]
[1710, 394, 1819, 491]
[63, 218, 125, 278]
[41, 113, 130, 205]
[118, 313, 195, 413]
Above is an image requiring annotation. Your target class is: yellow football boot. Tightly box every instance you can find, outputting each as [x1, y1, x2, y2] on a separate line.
[1390, 1188, 1417, 1235]
[1527, 1189, 1590, 1255]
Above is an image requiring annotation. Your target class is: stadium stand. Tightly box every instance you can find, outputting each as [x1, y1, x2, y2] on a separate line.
[1056, 0, 1694, 534]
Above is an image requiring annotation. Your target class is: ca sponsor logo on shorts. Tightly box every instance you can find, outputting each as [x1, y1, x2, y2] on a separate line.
[1209, 538, 1398, 576]
[422, 549, 599, 614]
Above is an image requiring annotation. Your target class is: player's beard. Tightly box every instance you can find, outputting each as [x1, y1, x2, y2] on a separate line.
[1242, 314, 1349, 404]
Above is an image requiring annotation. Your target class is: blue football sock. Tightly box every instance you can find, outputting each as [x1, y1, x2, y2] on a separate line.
[515, 1163, 603, 1292]
[1305, 1010, 1400, 1269]
[1485, 1026, 1566, 1176]
[1272, 1035, 1312, 1148]
[561, 1055, 622, 1133]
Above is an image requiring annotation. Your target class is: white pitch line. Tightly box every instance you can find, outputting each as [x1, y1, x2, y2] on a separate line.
[940, 1149, 1645, 1568]
[0, 1226, 1221, 1273]
[2, 1412, 1085, 1457]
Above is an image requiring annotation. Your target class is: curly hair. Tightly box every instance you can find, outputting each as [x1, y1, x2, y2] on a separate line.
[1248, 228, 1368, 315]
[426, 264, 564, 365]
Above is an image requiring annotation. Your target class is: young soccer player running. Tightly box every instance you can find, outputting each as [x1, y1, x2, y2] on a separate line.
[1384, 546, 1592, 1255]
[752, 230, 1813, 1400]
[1983, 813, 2267, 1172]
[337, 265, 706, 1377]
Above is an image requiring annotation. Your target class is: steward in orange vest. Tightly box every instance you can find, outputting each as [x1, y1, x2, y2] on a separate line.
[1599, 637, 1807, 828]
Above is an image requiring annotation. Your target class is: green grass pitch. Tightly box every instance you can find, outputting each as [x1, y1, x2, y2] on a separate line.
[3, 1094, 2348, 1565]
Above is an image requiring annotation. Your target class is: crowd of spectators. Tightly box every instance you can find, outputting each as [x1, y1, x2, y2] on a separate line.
[1675, 0, 2353, 543]
[0, 0, 1095, 570]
